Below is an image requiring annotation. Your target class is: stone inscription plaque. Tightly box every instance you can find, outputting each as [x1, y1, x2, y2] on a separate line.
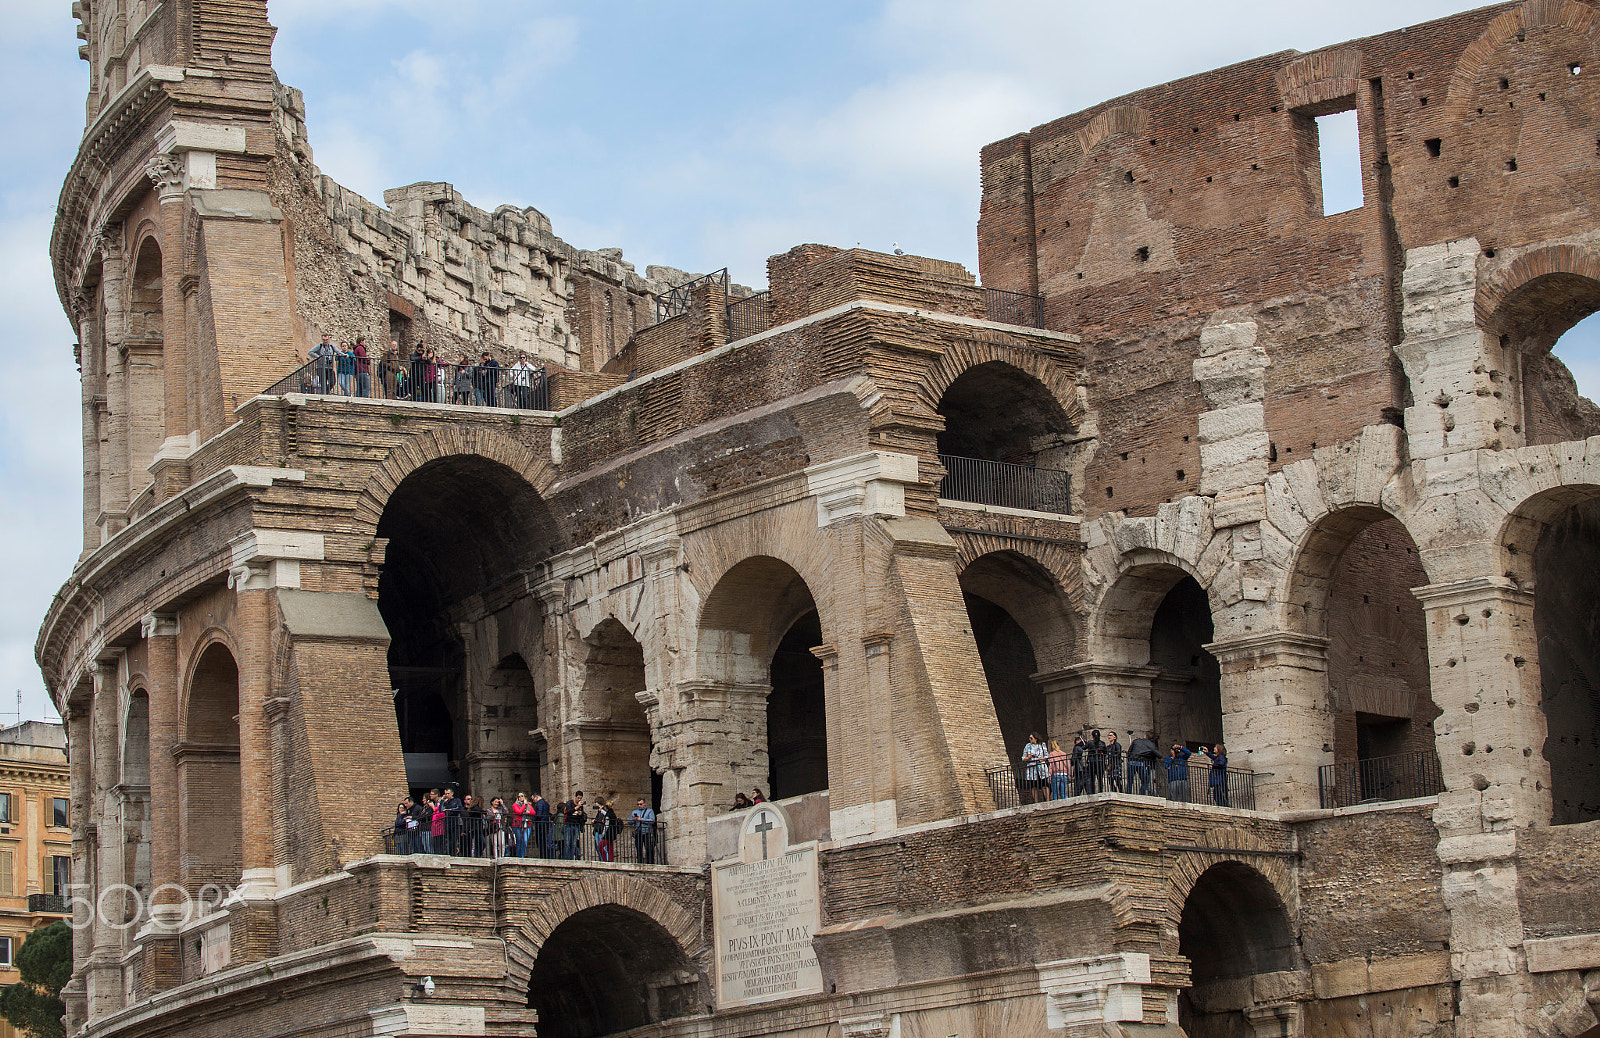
[712, 806, 823, 1007]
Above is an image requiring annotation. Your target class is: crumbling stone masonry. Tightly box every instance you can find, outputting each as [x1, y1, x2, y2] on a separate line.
[37, 2, 1600, 1037]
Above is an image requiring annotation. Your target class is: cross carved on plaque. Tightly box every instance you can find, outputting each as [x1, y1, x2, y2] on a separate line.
[753, 811, 775, 859]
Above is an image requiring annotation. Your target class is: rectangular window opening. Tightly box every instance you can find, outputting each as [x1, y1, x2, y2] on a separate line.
[52, 798, 68, 828]
[50, 855, 70, 896]
[0, 794, 11, 824]
[1315, 109, 1366, 215]
[0, 937, 11, 967]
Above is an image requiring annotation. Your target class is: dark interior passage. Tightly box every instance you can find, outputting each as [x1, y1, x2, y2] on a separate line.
[527, 905, 702, 1038]
[1178, 861, 1298, 1037]
[768, 611, 827, 800]
[965, 592, 1046, 765]
[1535, 498, 1600, 825]
[1149, 575, 1222, 746]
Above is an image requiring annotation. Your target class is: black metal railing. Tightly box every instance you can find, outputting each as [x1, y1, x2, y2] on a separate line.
[939, 454, 1072, 514]
[28, 893, 69, 914]
[656, 269, 729, 324]
[1317, 751, 1444, 809]
[266, 355, 549, 411]
[726, 290, 771, 343]
[984, 288, 1045, 328]
[985, 755, 1257, 812]
[384, 815, 667, 865]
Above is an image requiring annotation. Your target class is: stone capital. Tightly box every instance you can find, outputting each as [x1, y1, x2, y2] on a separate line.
[139, 613, 179, 639]
[1033, 662, 1160, 696]
[1411, 576, 1533, 611]
[1204, 630, 1330, 669]
[144, 155, 185, 202]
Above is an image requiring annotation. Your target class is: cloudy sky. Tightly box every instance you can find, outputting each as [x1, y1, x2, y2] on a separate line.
[3, 0, 1597, 722]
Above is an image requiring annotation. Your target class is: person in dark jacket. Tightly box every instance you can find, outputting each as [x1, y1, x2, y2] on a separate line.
[412, 794, 434, 853]
[439, 788, 464, 855]
[1164, 744, 1192, 803]
[1209, 744, 1230, 807]
[1070, 736, 1088, 796]
[1126, 731, 1160, 795]
[1104, 731, 1125, 793]
[476, 350, 500, 406]
[394, 799, 414, 853]
[593, 800, 619, 861]
[1084, 729, 1107, 794]
[561, 791, 587, 860]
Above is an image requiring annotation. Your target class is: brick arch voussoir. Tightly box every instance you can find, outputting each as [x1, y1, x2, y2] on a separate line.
[354, 426, 556, 534]
[1475, 243, 1600, 332]
[178, 625, 243, 741]
[517, 873, 704, 959]
[1164, 828, 1297, 936]
[953, 536, 1084, 614]
[1076, 105, 1152, 157]
[1448, 1, 1600, 122]
[915, 342, 1084, 429]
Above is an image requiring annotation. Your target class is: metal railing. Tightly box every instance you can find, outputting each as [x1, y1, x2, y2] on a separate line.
[28, 893, 68, 914]
[266, 356, 549, 411]
[726, 290, 771, 343]
[985, 756, 1257, 812]
[1317, 751, 1444, 809]
[385, 814, 667, 865]
[939, 454, 1072, 514]
[984, 288, 1045, 328]
[656, 269, 728, 324]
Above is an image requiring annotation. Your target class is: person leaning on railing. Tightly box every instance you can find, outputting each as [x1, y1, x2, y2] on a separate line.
[1021, 733, 1049, 803]
[1164, 743, 1191, 802]
[1127, 731, 1160, 795]
[1046, 739, 1070, 800]
[1208, 744, 1229, 807]
[630, 798, 657, 864]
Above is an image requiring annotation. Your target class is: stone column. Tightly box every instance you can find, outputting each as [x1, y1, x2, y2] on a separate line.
[1413, 576, 1543, 1038]
[654, 680, 770, 861]
[1205, 632, 1333, 812]
[148, 154, 189, 447]
[96, 223, 130, 537]
[227, 574, 277, 896]
[137, 613, 183, 991]
[62, 693, 93, 1034]
[73, 292, 102, 554]
[86, 654, 125, 1017]
[1035, 663, 1158, 742]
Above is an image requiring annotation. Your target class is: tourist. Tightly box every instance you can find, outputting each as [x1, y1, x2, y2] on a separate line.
[508, 355, 538, 408]
[510, 792, 533, 857]
[1046, 739, 1070, 800]
[732, 793, 751, 811]
[423, 346, 442, 402]
[1165, 744, 1191, 803]
[1084, 729, 1107, 794]
[408, 345, 426, 401]
[452, 354, 476, 404]
[413, 792, 435, 853]
[1104, 731, 1124, 793]
[1127, 730, 1160, 795]
[593, 800, 618, 862]
[439, 787, 463, 854]
[381, 342, 401, 398]
[630, 797, 656, 864]
[476, 350, 500, 406]
[1021, 732, 1048, 803]
[750, 788, 766, 804]
[488, 796, 510, 857]
[561, 791, 586, 860]
[1070, 735, 1088, 796]
[1209, 744, 1229, 807]
[336, 340, 355, 395]
[353, 336, 371, 397]
[532, 792, 554, 857]
[394, 799, 414, 853]
[309, 332, 338, 393]
[429, 788, 446, 852]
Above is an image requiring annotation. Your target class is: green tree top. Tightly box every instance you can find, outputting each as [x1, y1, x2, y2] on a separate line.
[0, 920, 70, 1038]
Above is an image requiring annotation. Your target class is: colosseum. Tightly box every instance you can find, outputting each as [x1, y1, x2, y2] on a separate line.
[35, 1, 1600, 1036]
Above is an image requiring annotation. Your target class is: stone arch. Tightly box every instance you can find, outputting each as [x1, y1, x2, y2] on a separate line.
[952, 531, 1082, 613]
[916, 343, 1083, 435]
[1089, 551, 1214, 665]
[1165, 830, 1297, 942]
[1476, 244, 1600, 334]
[1446, 1, 1600, 123]
[1075, 105, 1151, 157]
[1500, 481, 1600, 824]
[520, 872, 704, 955]
[572, 618, 654, 811]
[178, 638, 242, 892]
[353, 426, 557, 540]
[120, 687, 152, 916]
[1275, 47, 1364, 111]
[125, 230, 168, 474]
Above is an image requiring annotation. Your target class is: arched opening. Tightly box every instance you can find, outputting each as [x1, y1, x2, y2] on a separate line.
[957, 552, 1075, 762]
[1515, 491, 1600, 825]
[121, 692, 152, 906]
[125, 236, 167, 484]
[1149, 575, 1223, 748]
[526, 904, 704, 1038]
[575, 621, 653, 810]
[1178, 861, 1298, 1036]
[936, 362, 1074, 513]
[767, 610, 826, 800]
[468, 653, 544, 800]
[376, 454, 554, 795]
[1492, 272, 1600, 446]
[699, 557, 828, 802]
[180, 644, 242, 892]
[1286, 508, 1440, 805]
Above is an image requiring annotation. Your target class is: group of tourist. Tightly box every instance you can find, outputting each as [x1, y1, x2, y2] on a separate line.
[391, 788, 660, 864]
[1018, 731, 1232, 807]
[304, 332, 543, 408]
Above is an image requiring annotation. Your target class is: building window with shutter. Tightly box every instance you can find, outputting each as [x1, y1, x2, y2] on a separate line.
[52, 798, 67, 828]
[0, 794, 12, 824]
[50, 856, 70, 896]
[0, 936, 12, 966]
[0, 849, 14, 896]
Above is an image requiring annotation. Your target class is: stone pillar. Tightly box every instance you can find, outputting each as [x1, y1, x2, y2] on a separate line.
[97, 223, 130, 537]
[1244, 1002, 1305, 1038]
[1035, 663, 1158, 742]
[86, 655, 125, 1017]
[654, 680, 769, 861]
[137, 613, 183, 990]
[149, 154, 189, 446]
[1205, 632, 1333, 812]
[1414, 576, 1544, 1038]
[223, 568, 281, 970]
[62, 692, 93, 1034]
[73, 292, 102, 554]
